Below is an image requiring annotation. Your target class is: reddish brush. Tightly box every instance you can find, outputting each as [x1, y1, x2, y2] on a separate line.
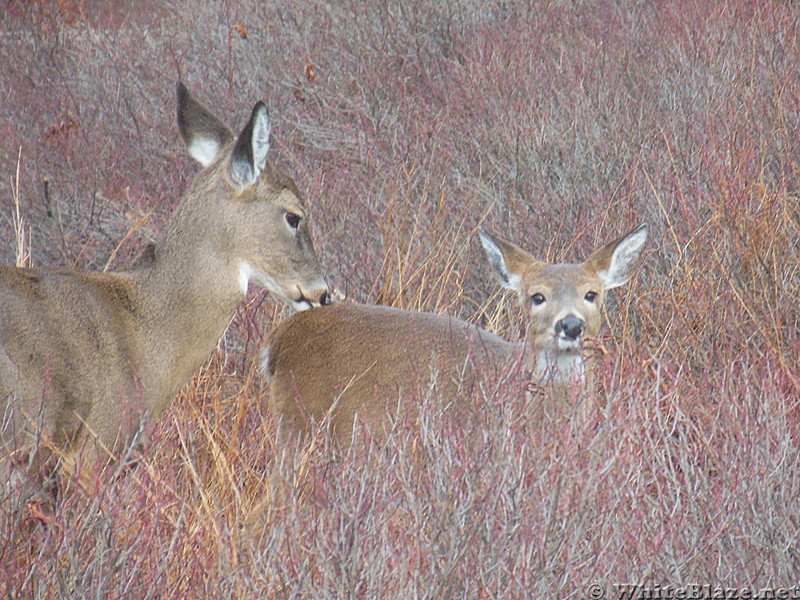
[1, 0, 798, 596]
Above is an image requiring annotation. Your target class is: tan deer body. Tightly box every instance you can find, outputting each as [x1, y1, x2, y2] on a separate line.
[0, 83, 330, 477]
[266, 225, 648, 448]
[267, 302, 522, 443]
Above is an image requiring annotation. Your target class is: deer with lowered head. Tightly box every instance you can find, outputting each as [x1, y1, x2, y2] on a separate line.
[265, 224, 648, 452]
[0, 83, 330, 488]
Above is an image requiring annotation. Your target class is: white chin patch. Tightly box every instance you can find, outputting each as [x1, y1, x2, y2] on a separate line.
[291, 300, 314, 312]
[555, 337, 582, 351]
[239, 261, 286, 298]
[239, 261, 320, 311]
[238, 262, 254, 294]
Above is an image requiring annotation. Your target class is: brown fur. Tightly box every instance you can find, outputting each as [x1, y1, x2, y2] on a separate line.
[266, 225, 648, 450]
[0, 83, 330, 481]
[267, 302, 525, 445]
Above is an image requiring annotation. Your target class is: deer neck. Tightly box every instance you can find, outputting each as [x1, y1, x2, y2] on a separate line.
[133, 206, 246, 415]
[532, 346, 591, 387]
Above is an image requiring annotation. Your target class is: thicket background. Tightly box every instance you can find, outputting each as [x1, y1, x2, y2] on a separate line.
[1, 0, 798, 597]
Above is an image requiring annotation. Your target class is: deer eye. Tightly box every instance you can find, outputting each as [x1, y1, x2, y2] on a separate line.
[285, 212, 301, 229]
[585, 291, 598, 303]
[531, 293, 546, 306]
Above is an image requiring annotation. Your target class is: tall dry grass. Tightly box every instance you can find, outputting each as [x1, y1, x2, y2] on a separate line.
[1, 0, 799, 597]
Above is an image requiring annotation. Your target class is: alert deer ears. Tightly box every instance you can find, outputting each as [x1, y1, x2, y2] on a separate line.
[584, 224, 648, 290]
[176, 81, 234, 168]
[479, 224, 648, 294]
[479, 228, 538, 295]
[176, 82, 272, 191]
[229, 102, 271, 190]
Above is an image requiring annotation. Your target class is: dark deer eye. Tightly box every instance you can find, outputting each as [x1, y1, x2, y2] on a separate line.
[585, 291, 598, 303]
[285, 212, 301, 229]
[531, 293, 546, 306]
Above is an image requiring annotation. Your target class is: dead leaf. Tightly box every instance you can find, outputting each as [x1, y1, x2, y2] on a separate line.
[305, 58, 317, 83]
[232, 23, 248, 39]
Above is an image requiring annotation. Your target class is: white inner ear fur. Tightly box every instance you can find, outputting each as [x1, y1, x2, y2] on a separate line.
[187, 136, 221, 168]
[505, 272, 523, 293]
[600, 227, 648, 290]
[479, 231, 522, 293]
[251, 107, 271, 176]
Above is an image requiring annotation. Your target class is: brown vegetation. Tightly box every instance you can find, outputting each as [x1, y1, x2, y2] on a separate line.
[1, 0, 798, 596]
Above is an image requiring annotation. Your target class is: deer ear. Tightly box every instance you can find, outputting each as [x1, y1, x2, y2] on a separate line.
[478, 229, 535, 295]
[585, 224, 648, 290]
[229, 102, 271, 190]
[176, 82, 234, 167]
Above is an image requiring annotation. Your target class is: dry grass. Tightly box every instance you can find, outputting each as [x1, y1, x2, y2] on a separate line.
[1, 0, 799, 597]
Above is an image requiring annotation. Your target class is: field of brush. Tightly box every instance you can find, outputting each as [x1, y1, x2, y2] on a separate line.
[1, 0, 798, 597]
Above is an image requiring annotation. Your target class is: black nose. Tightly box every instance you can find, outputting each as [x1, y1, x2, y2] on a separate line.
[320, 291, 331, 306]
[557, 316, 584, 341]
